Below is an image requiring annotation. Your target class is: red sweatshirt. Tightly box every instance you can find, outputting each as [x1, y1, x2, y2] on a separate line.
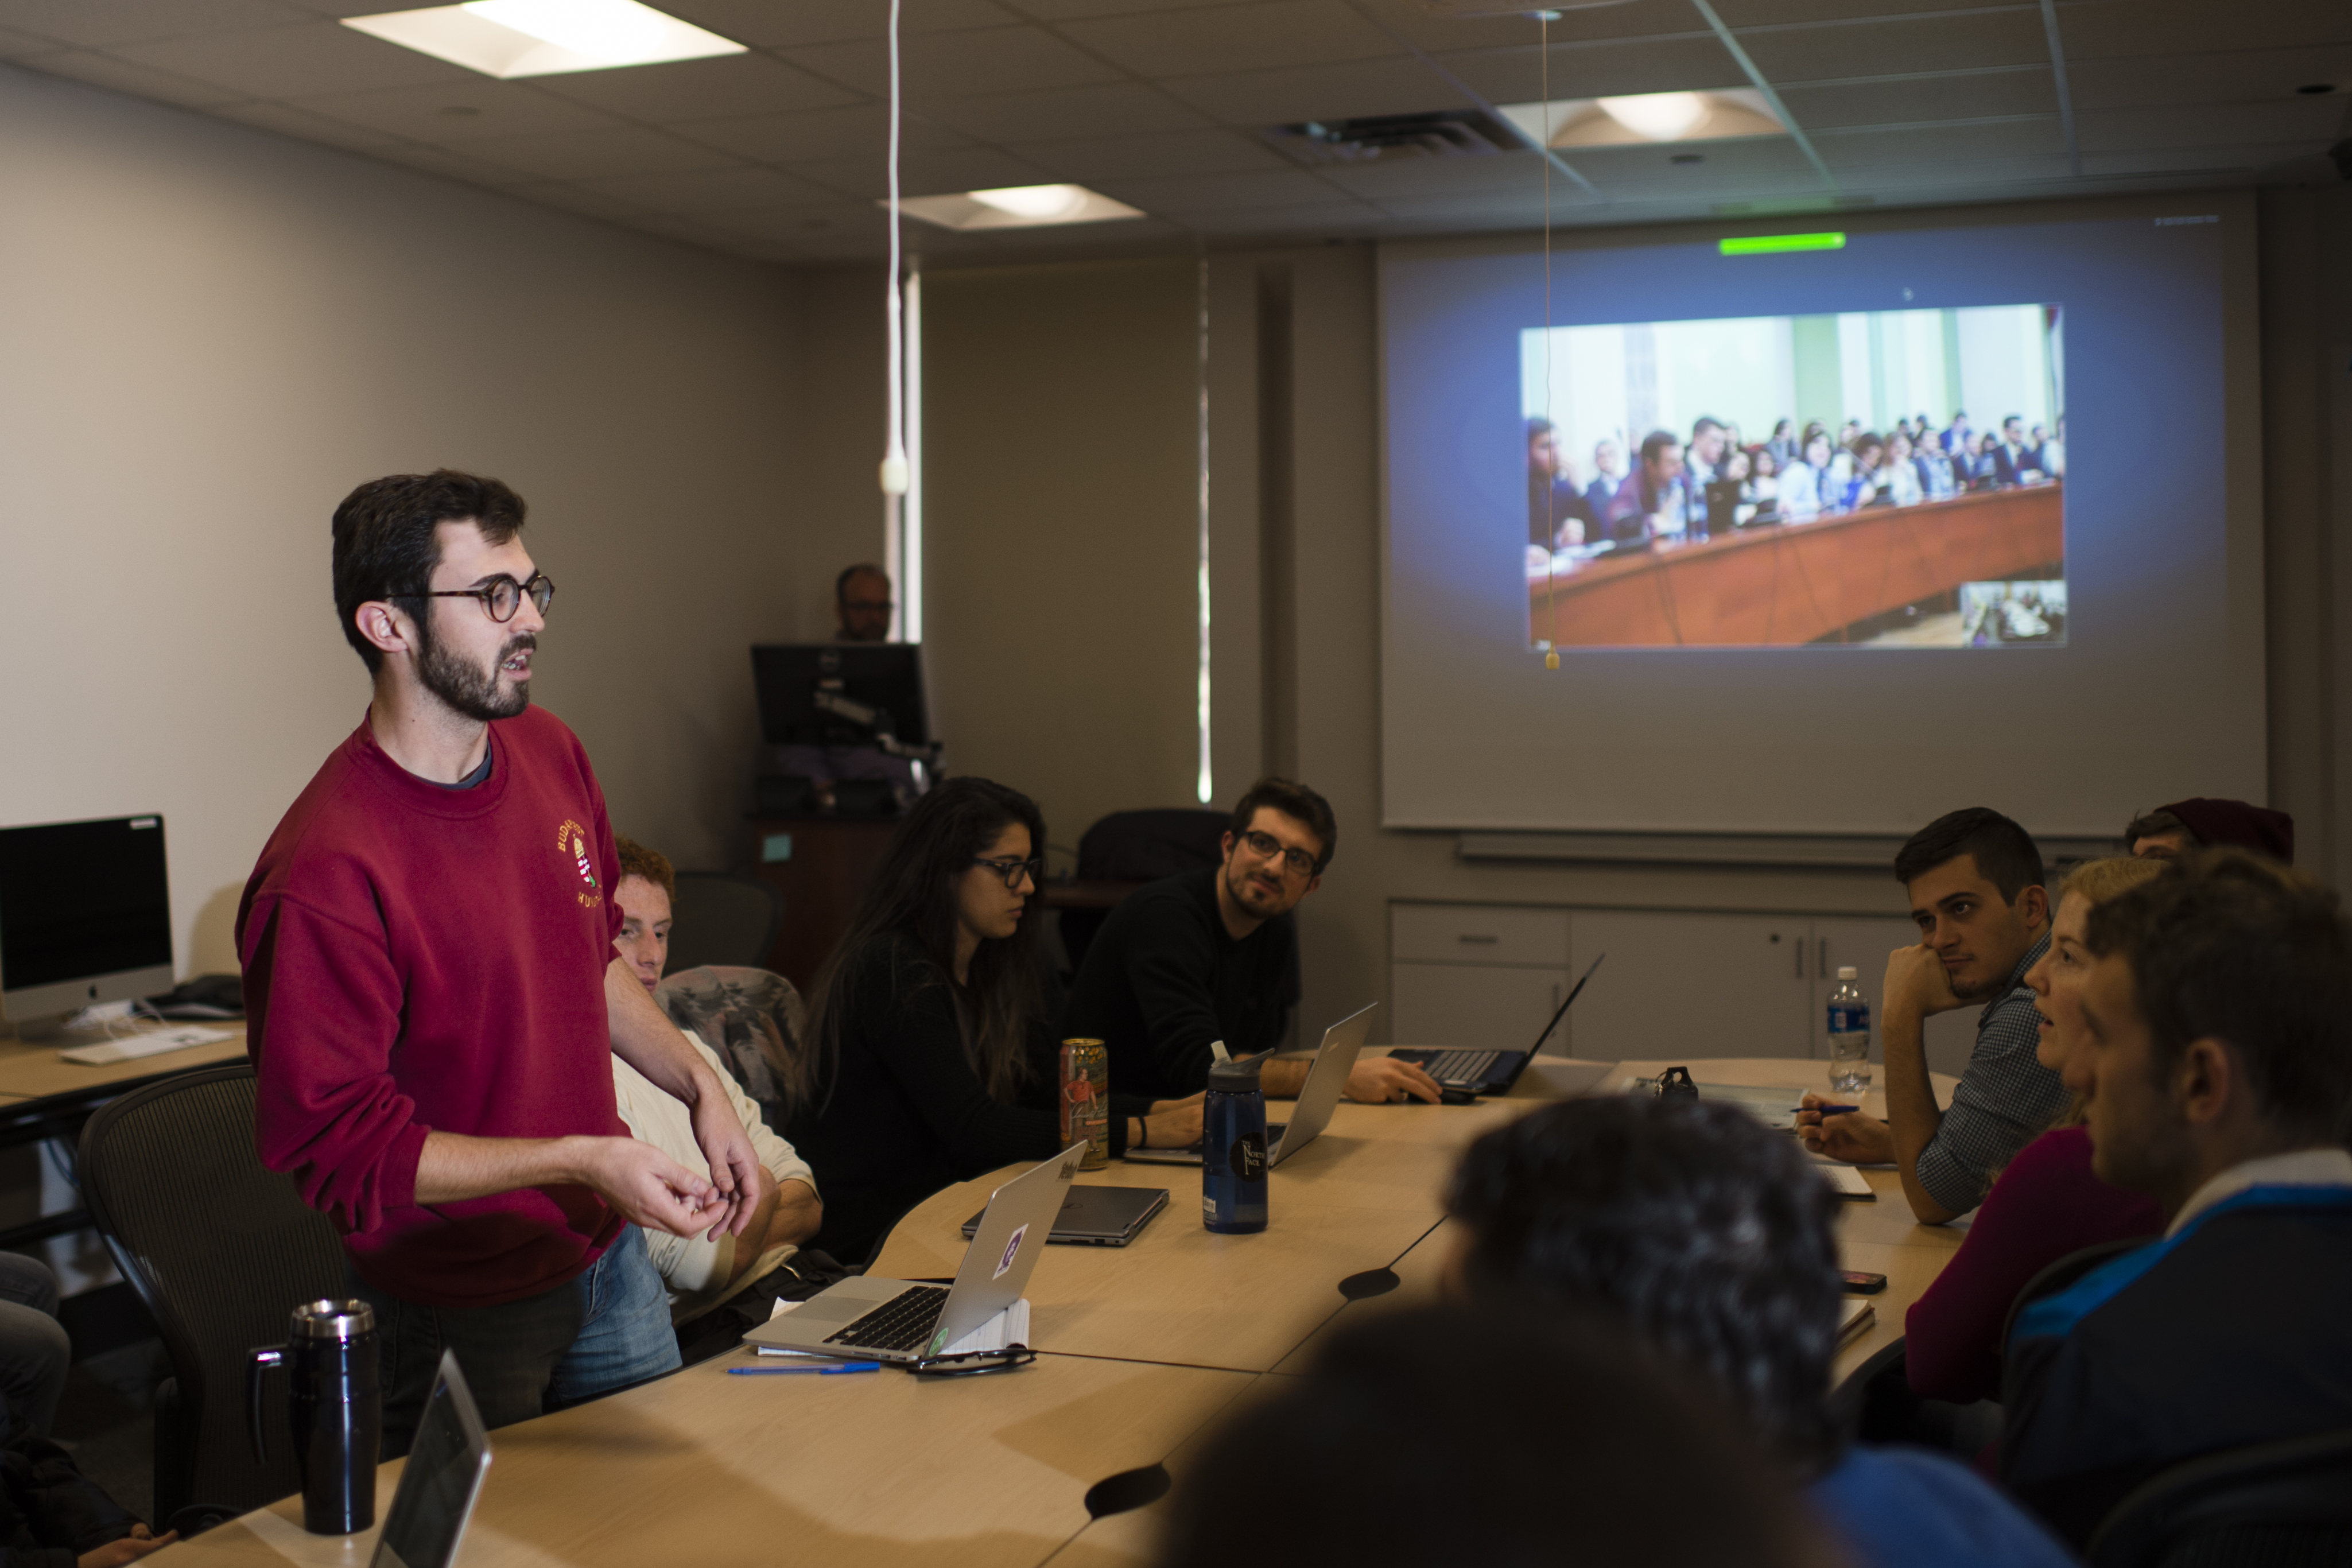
[238, 707, 627, 1307]
[1904, 1125, 2164, 1405]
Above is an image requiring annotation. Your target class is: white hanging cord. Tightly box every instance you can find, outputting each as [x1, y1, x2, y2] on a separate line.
[1539, 8, 1559, 672]
[879, 0, 909, 511]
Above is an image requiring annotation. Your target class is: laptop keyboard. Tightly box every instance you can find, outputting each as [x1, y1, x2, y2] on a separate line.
[1396, 1048, 1499, 1085]
[824, 1285, 950, 1352]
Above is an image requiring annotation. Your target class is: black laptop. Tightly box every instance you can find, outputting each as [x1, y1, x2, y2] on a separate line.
[1387, 953, 1605, 1096]
[962, 1183, 1169, 1247]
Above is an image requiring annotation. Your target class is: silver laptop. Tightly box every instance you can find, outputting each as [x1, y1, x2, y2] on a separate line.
[1125, 1002, 1376, 1168]
[742, 1142, 1084, 1362]
[370, 1349, 491, 1568]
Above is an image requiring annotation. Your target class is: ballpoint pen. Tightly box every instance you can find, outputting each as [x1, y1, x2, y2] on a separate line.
[729, 1361, 882, 1376]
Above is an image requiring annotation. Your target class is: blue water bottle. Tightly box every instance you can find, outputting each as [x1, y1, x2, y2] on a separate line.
[1201, 1056, 1269, 1234]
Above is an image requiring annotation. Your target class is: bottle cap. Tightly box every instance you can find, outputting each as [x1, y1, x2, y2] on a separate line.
[1207, 1055, 1264, 1093]
[1837, 965, 1858, 980]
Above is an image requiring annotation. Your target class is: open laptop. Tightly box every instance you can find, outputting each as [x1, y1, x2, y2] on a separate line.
[743, 1142, 1083, 1362]
[1387, 952, 1606, 1096]
[961, 1183, 1169, 1246]
[1125, 1002, 1376, 1168]
[370, 1349, 491, 1568]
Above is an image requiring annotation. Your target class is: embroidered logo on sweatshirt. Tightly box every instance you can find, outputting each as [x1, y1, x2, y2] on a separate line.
[556, 819, 603, 907]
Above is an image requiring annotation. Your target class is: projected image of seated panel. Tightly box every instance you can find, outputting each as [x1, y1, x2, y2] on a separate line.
[1522, 304, 2064, 648]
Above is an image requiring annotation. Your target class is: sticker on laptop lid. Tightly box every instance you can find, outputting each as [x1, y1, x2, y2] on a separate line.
[993, 1223, 1029, 1280]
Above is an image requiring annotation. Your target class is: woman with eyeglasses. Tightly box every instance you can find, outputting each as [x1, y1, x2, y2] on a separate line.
[786, 776, 1201, 1264]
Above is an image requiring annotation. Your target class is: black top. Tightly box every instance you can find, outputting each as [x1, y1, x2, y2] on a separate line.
[786, 932, 1148, 1265]
[0, 1397, 141, 1567]
[1058, 867, 1297, 1103]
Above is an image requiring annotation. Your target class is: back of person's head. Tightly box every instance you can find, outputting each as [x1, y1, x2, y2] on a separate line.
[1158, 1302, 1831, 1568]
[2129, 797, 2296, 864]
[613, 835, 676, 903]
[806, 776, 1047, 1106]
[1894, 806, 2044, 902]
[331, 470, 526, 674]
[2083, 849, 2352, 1144]
[1229, 778, 1337, 872]
[1446, 1096, 1845, 1472]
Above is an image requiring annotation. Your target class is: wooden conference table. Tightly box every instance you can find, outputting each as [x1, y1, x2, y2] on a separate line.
[177, 1054, 1965, 1568]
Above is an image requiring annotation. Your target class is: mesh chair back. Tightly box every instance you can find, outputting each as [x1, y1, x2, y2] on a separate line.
[2087, 1427, 2352, 1568]
[78, 1066, 348, 1519]
[669, 872, 786, 972]
[655, 965, 806, 1132]
[2001, 1237, 2151, 1380]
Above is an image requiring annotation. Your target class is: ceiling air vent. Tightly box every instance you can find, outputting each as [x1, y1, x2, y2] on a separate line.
[1263, 110, 1521, 165]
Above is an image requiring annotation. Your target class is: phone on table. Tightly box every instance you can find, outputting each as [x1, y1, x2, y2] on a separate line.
[1841, 1271, 1887, 1294]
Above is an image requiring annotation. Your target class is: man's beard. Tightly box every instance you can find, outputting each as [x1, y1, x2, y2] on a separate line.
[417, 623, 533, 723]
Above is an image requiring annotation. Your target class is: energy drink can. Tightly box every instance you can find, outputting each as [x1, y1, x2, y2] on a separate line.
[1059, 1038, 1109, 1170]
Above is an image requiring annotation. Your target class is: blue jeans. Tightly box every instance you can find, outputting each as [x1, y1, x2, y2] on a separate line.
[354, 1227, 679, 1457]
[0, 1253, 68, 1437]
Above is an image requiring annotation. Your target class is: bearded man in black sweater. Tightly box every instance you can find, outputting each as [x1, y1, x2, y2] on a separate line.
[1062, 779, 1441, 1106]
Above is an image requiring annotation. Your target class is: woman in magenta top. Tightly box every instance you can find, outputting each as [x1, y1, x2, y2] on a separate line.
[1904, 858, 2169, 1404]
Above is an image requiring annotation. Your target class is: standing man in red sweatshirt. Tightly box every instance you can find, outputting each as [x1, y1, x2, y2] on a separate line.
[238, 470, 762, 1451]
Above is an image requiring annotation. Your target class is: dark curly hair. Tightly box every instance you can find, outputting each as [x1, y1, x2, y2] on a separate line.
[1447, 1095, 1846, 1473]
[2083, 847, 2352, 1143]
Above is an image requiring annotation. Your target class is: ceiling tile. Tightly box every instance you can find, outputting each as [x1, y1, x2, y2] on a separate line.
[1566, 134, 1821, 180]
[529, 51, 861, 123]
[464, 125, 746, 181]
[659, 0, 1020, 49]
[1733, 10, 2052, 80]
[1434, 36, 1745, 103]
[1776, 67, 2056, 127]
[1156, 57, 1459, 123]
[0, 0, 306, 49]
[2080, 141, 2322, 177]
[110, 20, 475, 96]
[1353, 0, 1718, 55]
[206, 96, 401, 148]
[2067, 47, 2352, 110]
[1172, 197, 1387, 232]
[915, 81, 1210, 139]
[788, 146, 1062, 198]
[289, 80, 624, 143]
[573, 164, 842, 212]
[672, 103, 971, 162]
[705, 200, 890, 243]
[2054, 0, 2352, 60]
[1055, 1, 1405, 77]
[1087, 165, 1345, 209]
[1007, 126, 1291, 178]
[1808, 114, 2063, 165]
[1310, 146, 1547, 197]
[1709, 0, 2025, 25]
[782, 25, 1123, 100]
[2077, 98, 2347, 154]
[507, 181, 659, 223]
[367, 141, 544, 186]
[0, 25, 48, 56]
[1006, 0, 1257, 18]
[15, 48, 250, 107]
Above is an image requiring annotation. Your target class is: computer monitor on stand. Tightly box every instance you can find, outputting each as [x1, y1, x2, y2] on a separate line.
[0, 815, 176, 1038]
[750, 645, 940, 817]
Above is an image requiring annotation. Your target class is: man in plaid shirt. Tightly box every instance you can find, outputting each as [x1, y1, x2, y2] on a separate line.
[1799, 808, 2066, 1223]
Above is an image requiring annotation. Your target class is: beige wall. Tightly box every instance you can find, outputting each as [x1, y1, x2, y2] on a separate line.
[0, 64, 806, 991]
[921, 258, 1203, 861]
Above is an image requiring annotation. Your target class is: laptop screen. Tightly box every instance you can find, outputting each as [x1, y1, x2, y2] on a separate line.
[372, 1354, 491, 1568]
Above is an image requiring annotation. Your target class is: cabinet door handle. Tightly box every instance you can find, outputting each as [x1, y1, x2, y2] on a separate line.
[1457, 934, 1499, 945]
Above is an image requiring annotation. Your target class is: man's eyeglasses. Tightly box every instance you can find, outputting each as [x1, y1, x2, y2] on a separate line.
[1239, 829, 1320, 878]
[395, 573, 555, 624]
[972, 856, 1043, 889]
[910, 1345, 1034, 1378]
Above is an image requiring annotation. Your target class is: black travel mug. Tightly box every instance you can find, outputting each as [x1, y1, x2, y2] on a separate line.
[249, 1298, 382, 1535]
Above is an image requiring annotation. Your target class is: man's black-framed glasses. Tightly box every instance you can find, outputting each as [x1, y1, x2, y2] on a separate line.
[910, 1345, 1035, 1378]
[973, 856, 1043, 889]
[397, 572, 555, 623]
[1240, 829, 1319, 878]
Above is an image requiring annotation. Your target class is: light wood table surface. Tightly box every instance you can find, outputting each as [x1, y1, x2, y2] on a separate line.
[191, 1054, 1963, 1566]
[0, 1025, 247, 1102]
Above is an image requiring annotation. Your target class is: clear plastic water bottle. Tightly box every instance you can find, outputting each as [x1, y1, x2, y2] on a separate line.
[1826, 966, 1872, 1095]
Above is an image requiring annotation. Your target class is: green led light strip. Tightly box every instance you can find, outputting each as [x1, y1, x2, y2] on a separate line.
[1719, 232, 1847, 255]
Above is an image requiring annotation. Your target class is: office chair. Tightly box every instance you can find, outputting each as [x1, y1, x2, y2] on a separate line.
[2000, 1237, 2152, 1371]
[1829, 1336, 2003, 1458]
[78, 1065, 348, 1522]
[668, 871, 786, 972]
[655, 964, 806, 1132]
[2086, 1427, 2352, 1568]
[1061, 808, 1236, 972]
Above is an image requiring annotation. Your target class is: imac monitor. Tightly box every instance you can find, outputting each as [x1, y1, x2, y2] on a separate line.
[0, 815, 174, 1027]
[751, 644, 932, 749]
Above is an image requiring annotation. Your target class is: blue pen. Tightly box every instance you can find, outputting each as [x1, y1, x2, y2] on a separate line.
[728, 1361, 882, 1376]
[1813, 1104, 1861, 1115]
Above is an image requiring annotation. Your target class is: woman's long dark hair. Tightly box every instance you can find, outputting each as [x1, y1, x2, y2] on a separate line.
[801, 776, 1049, 1111]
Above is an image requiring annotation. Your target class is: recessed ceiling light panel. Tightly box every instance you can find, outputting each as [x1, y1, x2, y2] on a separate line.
[343, 0, 744, 79]
[894, 184, 1144, 231]
[1499, 88, 1786, 148]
